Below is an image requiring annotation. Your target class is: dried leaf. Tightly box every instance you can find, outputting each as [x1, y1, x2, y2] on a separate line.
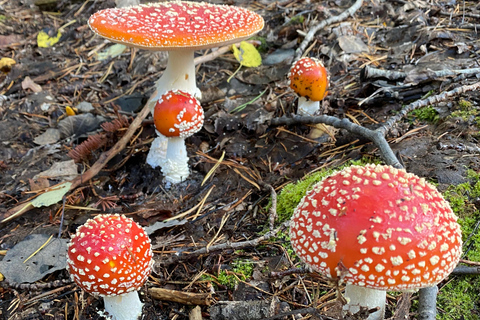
[33, 160, 78, 181]
[22, 76, 42, 93]
[0, 234, 68, 283]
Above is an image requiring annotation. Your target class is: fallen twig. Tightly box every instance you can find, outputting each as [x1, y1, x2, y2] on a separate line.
[259, 181, 278, 230]
[156, 220, 290, 267]
[379, 81, 480, 135]
[270, 115, 402, 169]
[149, 287, 213, 306]
[295, 0, 364, 60]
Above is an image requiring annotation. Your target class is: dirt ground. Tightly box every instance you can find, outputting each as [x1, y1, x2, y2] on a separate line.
[1, 0, 480, 319]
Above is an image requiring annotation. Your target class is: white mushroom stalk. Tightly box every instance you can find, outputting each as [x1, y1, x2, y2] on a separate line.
[296, 97, 320, 116]
[147, 135, 190, 184]
[103, 292, 143, 320]
[344, 285, 386, 319]
[152, 50, 201, 106]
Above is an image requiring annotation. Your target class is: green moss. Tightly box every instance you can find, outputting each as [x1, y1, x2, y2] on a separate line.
[202, 259, 254, 290]
[436, 170, 480, 319]
[216, 270, 236, 289]
[410, 106, 439, 123]
[233, 259, 254, 279]
[458, 99, 473, 110]
[288, 15, 305, 24]
[448, 99, 478, 122]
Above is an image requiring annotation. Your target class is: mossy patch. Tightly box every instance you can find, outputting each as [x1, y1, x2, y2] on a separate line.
[436, 169, 480, 320]
[410, 105, 439, 124]
[202, 259, 254, 290]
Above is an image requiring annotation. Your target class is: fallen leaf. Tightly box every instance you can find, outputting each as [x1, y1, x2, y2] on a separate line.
[232, 41, 262, 67]
[0, 57, 16, 73]
[31, 182, 72, 208]
[33, 128, 61, 145]
[37, 28, 62, 48]
[33, 160, 78, 181]
[0, 234, 68, 283]
[96, 43, 127, 61]
[22, 76, 42, 93]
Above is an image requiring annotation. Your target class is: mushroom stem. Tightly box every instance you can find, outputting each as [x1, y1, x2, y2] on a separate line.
[343, 284, 386, 320]
[103, 291, 143, 320]
[147, 135, 190, 184]
[297, 96, 320, 116]
[152, 50, 200, 106]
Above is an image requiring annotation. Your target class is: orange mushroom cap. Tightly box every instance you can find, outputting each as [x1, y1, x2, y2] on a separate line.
[88, 1, 264, 50]
[153, 90, 204, 138]
[289, 164, 462, 291]
[67, 214, 153, 297]
[288, 57, 329, 101]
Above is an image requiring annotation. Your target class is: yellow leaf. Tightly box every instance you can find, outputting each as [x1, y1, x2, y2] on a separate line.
[65, 106, 76, 116]
[37, 29, 62, 48]
[232, 41, 262, 68]
[0, 57, 16, 73]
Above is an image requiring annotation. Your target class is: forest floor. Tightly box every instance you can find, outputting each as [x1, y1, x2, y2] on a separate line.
[1, 0, 480, 319]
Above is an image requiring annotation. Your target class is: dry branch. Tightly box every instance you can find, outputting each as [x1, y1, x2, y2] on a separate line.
[149, 287, 213, 306]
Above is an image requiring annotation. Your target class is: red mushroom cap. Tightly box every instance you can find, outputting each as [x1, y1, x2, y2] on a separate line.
[153, 90, 204, 138]
[289, 164, 462, 291]
[88, 1, 264, 50]
[67, 214, 153, 297]
[288, 57, 329, 101]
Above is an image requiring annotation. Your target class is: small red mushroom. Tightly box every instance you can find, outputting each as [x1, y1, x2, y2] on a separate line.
[67, 214, 153, 320]
[289, 164, 462, 319]
[147, 90, 204, 184]
[288, 57, 329, 116]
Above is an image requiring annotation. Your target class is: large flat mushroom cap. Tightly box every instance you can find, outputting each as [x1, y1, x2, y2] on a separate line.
[88, 1, 264, 50]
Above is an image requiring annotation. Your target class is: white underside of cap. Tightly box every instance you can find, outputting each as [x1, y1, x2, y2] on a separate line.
[343, 284, 386, 320]
[297, 96, 320, 116]
[146, 135, 190, 184]
[103, 291, 143, 320]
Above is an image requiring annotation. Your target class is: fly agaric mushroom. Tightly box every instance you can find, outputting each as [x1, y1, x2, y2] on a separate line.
[146, 90, 204, 184]
[67, 214, 153, 320]
[88, 1, 264, 102]
[289, 164, 462, 320]
[288, 57, 329, 116]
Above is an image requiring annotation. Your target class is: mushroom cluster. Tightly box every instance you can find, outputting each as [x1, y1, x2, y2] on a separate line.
[288, 57, 329, 116]
[88, 1, 264, 179]
[289, 164, 462, 319]
[67, 214, 153, 320]
[88, 1, 265, 102]
[147, 90, 204, 183]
